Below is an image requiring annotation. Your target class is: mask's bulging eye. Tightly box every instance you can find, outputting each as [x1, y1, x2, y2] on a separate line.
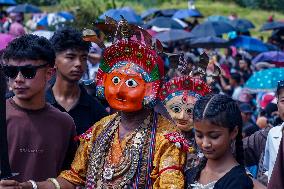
[186, 108, 193, 115]
[171, 105, 182, 113]
[112, 76, 121, 85]
[125, 78, 138, 88]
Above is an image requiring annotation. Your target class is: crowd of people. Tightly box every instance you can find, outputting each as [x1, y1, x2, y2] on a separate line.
[0, 6, 284, 189]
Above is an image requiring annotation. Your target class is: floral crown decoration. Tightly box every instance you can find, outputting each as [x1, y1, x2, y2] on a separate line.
[159, 76, 212, 102]
[83, 16, 165, 106]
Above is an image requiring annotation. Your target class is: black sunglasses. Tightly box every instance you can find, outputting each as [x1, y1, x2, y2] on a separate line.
[3, 63, 49, 79]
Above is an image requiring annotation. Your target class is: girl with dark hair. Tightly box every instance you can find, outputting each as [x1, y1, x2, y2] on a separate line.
[186, 94, 253, 189]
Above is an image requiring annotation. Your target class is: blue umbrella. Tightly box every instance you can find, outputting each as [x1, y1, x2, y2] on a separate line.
[141, 8, 158, 19]
[189, 36, 229, 48]
[154, 29, 193, 42]
[260, 21, 284, 31]
[172, 8, 203, 19]
[37, 12, 74, 27]
[207, 15, 229, 23]
[244, 68, 284, 92]
[10, 3, 41, 13]
[230, 35, 269, 52]
[190, 21, 235, 37]
[230, 18, 255, 32]
[57, 11, 74, 20]
[0, 0, 16, 6]
[147, 17, 185, 29]
[99, 8, 142, 24]
[252, 51, 284, 64]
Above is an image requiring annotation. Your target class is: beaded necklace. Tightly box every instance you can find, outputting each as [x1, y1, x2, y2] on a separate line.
[85, 112, 157, 189]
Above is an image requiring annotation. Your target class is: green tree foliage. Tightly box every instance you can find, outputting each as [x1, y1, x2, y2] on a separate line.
[59, 0, 105, 29]
[16, 0, 58, 6]
[217, 0, 284, 12]
[58, 0, 136, 30]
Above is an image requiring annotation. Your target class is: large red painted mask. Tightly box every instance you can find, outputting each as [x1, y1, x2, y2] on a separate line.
[96, 40, 164, 112]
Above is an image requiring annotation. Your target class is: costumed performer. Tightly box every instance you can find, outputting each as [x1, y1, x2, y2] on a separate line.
[20, 18, 186, 189]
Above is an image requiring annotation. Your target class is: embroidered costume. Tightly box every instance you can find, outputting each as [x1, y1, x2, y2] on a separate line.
[60, 114, 186, 188]
[59, 17, 186, 188]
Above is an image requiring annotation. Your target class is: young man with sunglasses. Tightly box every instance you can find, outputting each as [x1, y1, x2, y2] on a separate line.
[1, 35, 77, 185]
[46, 27, 107, 135]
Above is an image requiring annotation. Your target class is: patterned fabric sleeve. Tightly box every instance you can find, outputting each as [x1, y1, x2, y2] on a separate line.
[59, 114, 117, 186]
[151, 116, 186, 189]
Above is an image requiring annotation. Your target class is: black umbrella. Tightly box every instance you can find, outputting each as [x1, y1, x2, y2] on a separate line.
[0, 67, 12, 179]
[155, 9, 178, 17]
[189, 36, 229, 48]
[230, 18, 255, 32]
[141, 8, 158, 19]
[260, 21, 284, 31]
[147, 17, 185, 29]
[0, 0, 16, 6]
[154, 29, 193, 42]
[10, 3, 42, 13]
[190, 21, 235, 37]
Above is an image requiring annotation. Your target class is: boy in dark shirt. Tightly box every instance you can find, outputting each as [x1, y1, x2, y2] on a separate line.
[46, 27, 108, 135]
[1, 34, 77, 184]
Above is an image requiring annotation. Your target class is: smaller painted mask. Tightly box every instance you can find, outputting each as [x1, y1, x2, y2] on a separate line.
[165, 92, 199, 131]
[159, 76, 211, 132]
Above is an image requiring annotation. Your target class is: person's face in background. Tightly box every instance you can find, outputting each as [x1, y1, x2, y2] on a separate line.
[241, 112, 252, 123]
[55, 49, 88, 83]
[239, 60, 248, 70]
[277, 88, 284, 120]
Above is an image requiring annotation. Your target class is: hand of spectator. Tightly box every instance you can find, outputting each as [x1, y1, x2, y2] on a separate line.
[252, 178, 267, 189]
[19, 182, 32, 189]
[0, 180, 21, 189]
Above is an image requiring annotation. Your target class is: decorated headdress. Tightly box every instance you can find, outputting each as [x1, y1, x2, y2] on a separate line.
[159, 76, 212, 103]
[83, 16, 165, 107]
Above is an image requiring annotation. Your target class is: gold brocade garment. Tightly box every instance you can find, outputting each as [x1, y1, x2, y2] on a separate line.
[60, 113, 186, 188]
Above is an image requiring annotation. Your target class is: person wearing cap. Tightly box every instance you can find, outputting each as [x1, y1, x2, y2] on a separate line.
[263, 80, 284, 182]
[240, 103, 259, 137]
[259, 93, 275, 110]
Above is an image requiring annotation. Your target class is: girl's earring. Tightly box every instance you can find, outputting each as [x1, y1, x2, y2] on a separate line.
[230, 139, 236, 153]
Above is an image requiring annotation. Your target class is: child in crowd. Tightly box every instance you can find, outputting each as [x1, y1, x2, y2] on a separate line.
[186, 94, 253, 189]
